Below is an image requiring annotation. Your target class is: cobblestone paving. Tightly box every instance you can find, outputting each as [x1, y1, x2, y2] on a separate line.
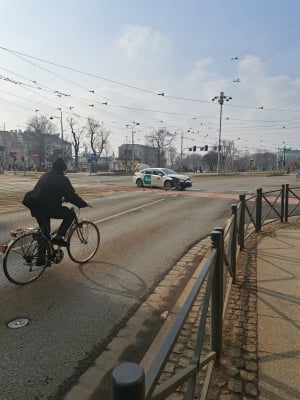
[204, 232, 258, 400]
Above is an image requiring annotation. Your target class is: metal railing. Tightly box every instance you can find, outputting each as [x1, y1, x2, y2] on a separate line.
[284, 184, 300, 221]
[111, 184, 300, 400]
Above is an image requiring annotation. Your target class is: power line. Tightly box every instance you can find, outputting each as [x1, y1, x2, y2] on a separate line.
[0, 45, 158, 95]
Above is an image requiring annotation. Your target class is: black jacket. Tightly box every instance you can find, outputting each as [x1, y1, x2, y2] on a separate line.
[22, 171, 88, 216]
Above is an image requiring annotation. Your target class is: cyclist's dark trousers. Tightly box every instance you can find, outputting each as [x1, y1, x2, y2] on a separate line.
[35, 206, 76, 238]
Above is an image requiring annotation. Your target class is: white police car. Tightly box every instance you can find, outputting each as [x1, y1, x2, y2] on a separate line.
[132, 168, 192, 190]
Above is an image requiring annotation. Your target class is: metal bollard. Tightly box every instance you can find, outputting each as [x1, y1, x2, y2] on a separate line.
[256, 188, 262, 232]
[210, 230, 223, 366]
[231, 204, 237, 282]
[112, 362, 145, 400]
[239, 194, 245, 250]
[284, 183, 289, 223]
[281, 184, 285, 223]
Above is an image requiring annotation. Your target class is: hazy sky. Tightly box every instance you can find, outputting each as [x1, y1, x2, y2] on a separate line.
[1, 0, 300, 155]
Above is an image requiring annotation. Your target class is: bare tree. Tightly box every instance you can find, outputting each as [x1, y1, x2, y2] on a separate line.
[68, 118, 84, 170]
[202, 151, 218, 171]
[86, 118, 109, 160]
[221, 140, 234, 172]
[167, 146, 177, 168]
[146, 128, 174, 167]
[254, 151, 277, 171]
[26, 115, 56, 168]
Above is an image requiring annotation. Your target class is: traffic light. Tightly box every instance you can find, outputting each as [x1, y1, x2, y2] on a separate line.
[204, 145, 208, 151]
[193, 146, 197, 152]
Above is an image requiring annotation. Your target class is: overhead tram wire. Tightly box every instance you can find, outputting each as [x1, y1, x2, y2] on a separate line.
[0, 45, 158, 96]
[0, 65, 157, 126]
[2, 37, 300, 107]
[1, 48, 115, 105]
[1, 70, 209, 127]
[0, 67, 112, 114]
[0, 44, 272, 110]
[0, 53, 154, 129]
[0, 50, 168, 126]
[262, 31, 300, 62]
[0, 96, 40, 113]
[1, 46, 300, 129]
[0, 76, 82, 119]
[230, 19, 300, 60]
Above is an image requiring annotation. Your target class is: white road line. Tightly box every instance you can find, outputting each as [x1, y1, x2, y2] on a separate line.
[94, 198, 166, 224]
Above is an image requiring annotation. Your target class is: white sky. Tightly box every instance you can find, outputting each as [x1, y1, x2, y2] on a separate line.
[0, 0, 300, 156]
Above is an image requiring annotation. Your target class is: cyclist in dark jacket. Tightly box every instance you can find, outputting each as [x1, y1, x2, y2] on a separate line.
[23, 158, 88, 247]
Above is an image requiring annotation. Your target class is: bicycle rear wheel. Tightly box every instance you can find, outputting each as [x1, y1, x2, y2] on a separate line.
[67, 221, 100, 263]
[3, 232, 50, 285]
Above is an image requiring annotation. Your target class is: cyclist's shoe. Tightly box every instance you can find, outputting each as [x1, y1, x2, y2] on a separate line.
[52, 235, 68, 247]
[35, 258, 46, 266]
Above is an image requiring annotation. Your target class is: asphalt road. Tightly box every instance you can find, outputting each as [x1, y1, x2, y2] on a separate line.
[0, 172, 296, 400]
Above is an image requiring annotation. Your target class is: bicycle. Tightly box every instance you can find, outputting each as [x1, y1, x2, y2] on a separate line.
[1, 207, 100, 285]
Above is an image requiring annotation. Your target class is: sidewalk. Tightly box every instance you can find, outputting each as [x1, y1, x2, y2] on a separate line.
[204, 217, 300, 399]
[256, 221, 300, 399]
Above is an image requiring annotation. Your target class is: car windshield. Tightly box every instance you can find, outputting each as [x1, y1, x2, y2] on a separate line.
[161, 168, 177, 175]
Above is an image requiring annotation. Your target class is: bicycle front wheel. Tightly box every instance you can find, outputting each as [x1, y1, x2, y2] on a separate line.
[3, 232, 50, 285]
[67, 221, 100, 263]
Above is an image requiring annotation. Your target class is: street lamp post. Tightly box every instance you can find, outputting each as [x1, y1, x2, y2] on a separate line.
[212, 92, 232, 174]
[126, 121, 140, 171]
[179, 129, 192, 171]
[180, 131, 184, 171]
[50, 108, 64, 158]
[57, 108, 64, 157]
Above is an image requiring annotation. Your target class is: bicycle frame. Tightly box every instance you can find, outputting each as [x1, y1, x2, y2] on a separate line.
[2, 206, 92, 259]
[2, 206, 99, 284]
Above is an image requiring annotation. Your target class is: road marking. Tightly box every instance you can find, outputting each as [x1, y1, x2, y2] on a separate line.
[133, 189, 300, 204]
[94, 198, 166, 224]
[135, 189, 240, 200]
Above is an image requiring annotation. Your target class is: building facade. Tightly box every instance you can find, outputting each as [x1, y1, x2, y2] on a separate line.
[118, 143, 157, 171]
[0, 130, 72, 171]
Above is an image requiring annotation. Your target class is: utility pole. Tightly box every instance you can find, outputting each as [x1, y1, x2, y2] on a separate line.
[0, 122, 5, 172]
[50, 109, 64, 158]
[212, 92, 232, 174]
[180, 132, 183, 171]
[126, 121, 140, 172]
[57, 108, 64, 158]
[3, 122, 6, 170]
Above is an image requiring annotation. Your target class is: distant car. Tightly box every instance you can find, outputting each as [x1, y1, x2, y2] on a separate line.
[296, 171, 300, 179]
[132, 168, 192, 190]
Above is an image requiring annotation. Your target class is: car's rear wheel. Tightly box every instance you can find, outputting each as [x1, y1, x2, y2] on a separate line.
[164, 180, 173, 190]
[136, 179, 144, 188]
